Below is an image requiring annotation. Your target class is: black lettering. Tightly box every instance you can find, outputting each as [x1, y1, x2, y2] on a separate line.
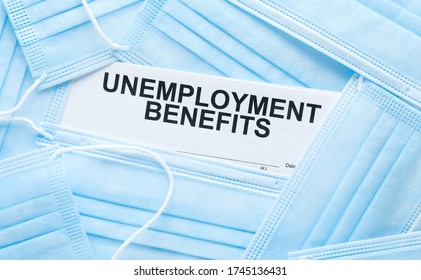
[211, 90, 230, 109]
[199, 109, 215, 130]
[240, 115, 255, 135]
[248, 95, 269, 116]
[195, 87, 209, 107]
[232, 92, 248, 112]
[163, 104, 179, 124]
[178, 84, 195, 103]
[103, 72, 119, 93]
[270, 98, 286, 118]
[157, 81, 176, 101]
[216, 112, 232, 130]
[287, 101, 304, 121]
[144, 101, 161, 121]
[121, 75, 138, 96]
[255, 118, 271, 138]
[232, 114, 239, 133]
[139, 78, 156, 98]
[180, 107, 198, 126]
[306, 103, 322, 123]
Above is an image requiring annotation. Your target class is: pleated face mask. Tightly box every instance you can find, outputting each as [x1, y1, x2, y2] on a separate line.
[289, 232, 421, 260]
[243, 75, 421, 260]
[0, 2, 55, 159]
[0, 147, 93, 259]
[228, 0, 421, 109]
[116, 0, 353, 91]
[38, 124, 286, 260]
[1, 0, 144, 89]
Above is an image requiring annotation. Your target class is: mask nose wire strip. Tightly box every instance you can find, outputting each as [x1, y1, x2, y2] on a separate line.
[48, 144, 175, 260]
[81, 0, 130, 51]
[0, 116, 53, 139]
[0, 73, 48, 116]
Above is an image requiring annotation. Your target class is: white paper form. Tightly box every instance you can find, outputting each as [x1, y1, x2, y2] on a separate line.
[61, 62, 340, 176]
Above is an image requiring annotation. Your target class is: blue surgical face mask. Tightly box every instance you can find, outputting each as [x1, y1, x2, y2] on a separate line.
[289, 232, 421, 260]
[116, 0, 353, 91]
[0, 2, 24, 117]
[1, 0, 145, 89]
[402, 201, 421, 234]
[390, 0, 421, 17]
[228, 0, 421, 109]
[0, 146, 93, 259]
[38, 123, 286, 260]
[0, 3, 54, 159]
[357, 0, 421, 36]
[243, 75, 421, 260]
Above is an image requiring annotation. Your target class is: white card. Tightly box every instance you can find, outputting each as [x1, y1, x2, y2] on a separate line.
[61, 62, 340, 176]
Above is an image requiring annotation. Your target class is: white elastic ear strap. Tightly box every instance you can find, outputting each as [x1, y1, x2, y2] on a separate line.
[49, 144, 175, 260]
[0, 116, 53, 139]
[81, 0, 130, 51]
[0, 73, 48, 116]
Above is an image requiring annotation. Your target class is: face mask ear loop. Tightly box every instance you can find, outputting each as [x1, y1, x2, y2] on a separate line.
[48, 144, 174, 260]
[0, 73, 48, 116]
[81, 0, 130, 51]
[0, 116, 54, 140]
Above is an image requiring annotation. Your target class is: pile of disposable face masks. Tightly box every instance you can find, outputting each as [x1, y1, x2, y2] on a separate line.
[0, 0, 420, 260]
